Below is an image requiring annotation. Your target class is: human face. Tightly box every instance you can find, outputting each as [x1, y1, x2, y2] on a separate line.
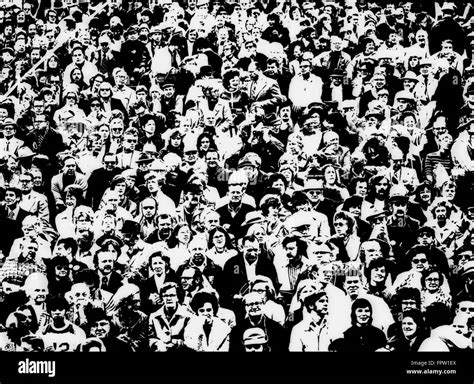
[162, 287, 179, 309]
[314, 295, 329, 316]
[355, 307, 371, 325]
[245, 344, 264, 352]
[142, 199, 156, 218]
[284, 241, 298, 261]
[30, 285, 47, 304]
[401, 299, 418, 312]
[228, 185, 243, 204]
[300, 60, 311, 75]
[371, 266, 386, 284]
[151, 256, 166, 276]
[419, 187, 432, 203]
[19, 175, 33, 193]
[344, 276, 362, 298]
[5, 191, 19, 206]
[103, 155, 116, 171]
[72, 50, 85, 65]
[392, 200, 408, 217]
[402, 317, 417, 339]
[375, 178, 389, 198]
[91, 320, 110, 338]
[180, 269, 196, 291]
[189, 240, 205, 265]
[55, 263, 69, 278]
[212, 230, 226, 249]
[324, 167, 337, 185]
[441, 184, 455, 201]
[197, 302, 214, 321]
[122, 134, 138, 151]
[245, 297, 263, 317]
[425, 272, 440, 293]
[317, 262, 334, 284]
[411, 254, 429, 272]
[434, 206, 447, 222]
[63, 158, 76, 176]
[334, 218, 349, 237]
[243, 239, 259, 264]
[456, 301, 474, 317]
[97, 252, 115, 275]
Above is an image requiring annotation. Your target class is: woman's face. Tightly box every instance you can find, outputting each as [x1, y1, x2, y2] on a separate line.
[170, 135, 181, 147]
[71, 69, 82, 82]
[200, 137, 211, 151]
[371, 266, 386, 284]
[281, 169, 293, 184]
[425, 272, 440, 293]
[402, 317, 417, 339]
[409, 56, 419, 68]
[49, 57, 58, 68]
[197, 302, 214, 320]
[65, 193, 77, 207]
[212, 230, 226, 249]
[177, 225, 191, 244]
[229, 76, 240, 90]
[55, 264, 69, 278]
[419, 187, 432, 203]
[144, 120, 156, 136]
[404, 116, 416, 130]
[251, 225, 265, 243]
[355, 307, 371, 325]
[99, 125, 110, 139]
[324, 167, 337, 185]
[151, 257, 166, 276]
[411, 253, 429, 273]
[272, 179, 285, 194]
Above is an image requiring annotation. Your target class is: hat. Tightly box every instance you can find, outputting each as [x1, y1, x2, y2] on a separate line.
[302, 178, 324, 191]
[1, 118, 17, 129]
[161, 75, 175, 88]
[125, 25, 138, 36]
[311, 243, 332, 254]
[395, 90, 415, 102]
[342, 195, 364, 211]
[242, 211, 265, 227]
[389, 184, 409, 203]
[150, 25, 161, 35]
[262, 113, 279, 126]
[149, 159, 167, 171]
[340, 99, 357, 110]
[366, 209, 388, 222]
[461, 261, 474, 277]
[136, 152, 154, 164]
[96, 234, 124, 249]
[121, 220, 140, 235]
[1, 47, 14, 56]
[418, 225, 435, 238]
[287, 211, 313, 228]
[419, 58, 432, 67]
[136, 85, 148, 94]
[238, 158, 257, 169]
[401, 71, 419, 83]
[242, 328, 268, 346]
[138, 23, 149, 32]
[441, 3, 456, 13]
[199, 65, 214, 78]
[17, 146, 36, 158]
[364, 109, 385, 120]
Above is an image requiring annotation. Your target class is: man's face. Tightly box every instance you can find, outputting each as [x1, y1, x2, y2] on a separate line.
[162, 85, 174, 99]
[30, 285, 48, 304]
[158, 217, 172, 238]
[72, 50, 85, 65]
[91, 319, 111, 339]
[106, 192, 120, 212]
[434, 206, 447, 222]
[401, 298, 418, 313]
[103, 155, 117, 171]
[97, 252, 115, 275]
[122, 134, 138, 152]
[456, 301, 474, 318]
[189, 242, 206, 266]
[205, 152, 219, 168]
[245, 296, 263, 317]
[228, 185, 243, 204]
[284, 241, 299, 261]
[375, 179, 389, 197]
[391, 201, 407, 218]
[418, 232, 434, 247]
[363, 241, 382, 266]
[331, 38, 342, 52]
[411, 253, 429, 273]
[151, 257, 166, 275]
[441, 184, 456, 201]
[19, 175, 33, 193]
[5, 191, 19, 207]
[51, 308, 66, 322]
[204, 213, 220, 231]
[306, 188, 323, 203]
[31, 49, 41, 63]
[344, 276, 362, 298]
[300, 60, 311, 75]
[314, 295, 329, 316]
[162, 287, 179, 309]
[63, 158, 76, 176]
[180, 269, 196, 291]
[243, 239, 259, 264]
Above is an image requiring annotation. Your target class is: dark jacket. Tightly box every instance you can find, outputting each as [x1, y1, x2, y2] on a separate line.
[86, 167, 122, 210]
[334, 324, 387, 352]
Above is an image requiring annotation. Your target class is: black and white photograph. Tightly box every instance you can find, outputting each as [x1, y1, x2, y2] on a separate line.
[0, 0, 473, 381]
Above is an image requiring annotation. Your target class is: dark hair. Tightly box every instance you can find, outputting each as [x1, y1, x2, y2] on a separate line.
[197, 132, 217, 157]
[167, 223, 192, 249]
[159, 282, 183, 303]
[302, 291, 328, 311]
[55, 237, 78, 256]
[148, 251, 170, 273]
[64, 184, 85, 206]
[222, 68, 240, 90]
[190, 291, 219, 315]
[424, 302, 452, 329]
[282, 235, 308, 258]
[421, 267, 443, 289]
[242, 234, 259, 246]
[351, 298, 373, 326]
[208, 226, 234, 250]
[396, 287, 421, 308]
[365, 257, 389, 282]
[47, 295, 70, 312]
[401, 309, 427, 339]
[260, 196, 281, 216]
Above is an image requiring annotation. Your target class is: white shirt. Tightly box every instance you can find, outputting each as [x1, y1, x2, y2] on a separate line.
[288, 73, 323, 109]
[243, 259, 257, 282]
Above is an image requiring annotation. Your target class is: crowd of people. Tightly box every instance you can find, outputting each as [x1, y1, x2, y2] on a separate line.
[1, 0, 474, 352]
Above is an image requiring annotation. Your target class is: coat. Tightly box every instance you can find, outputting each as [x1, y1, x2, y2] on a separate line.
[51, 172, 88, 207]
[19, 191, 49, 223]
[247, 74, 286, 111]
[336, 324, 387, 352]
[183, 316, 231, 352]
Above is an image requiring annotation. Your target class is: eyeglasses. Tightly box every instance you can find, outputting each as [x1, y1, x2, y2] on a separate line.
[245, 345, 262, 350]
[91, 103, 100, 107]
[56, 265, 69, 270]
[246, 301, 262, 306]
[124, 139, 138, 143]
[162, 293, 177, 298]
[412, 258, 427, 264]
[459, 307, 474, 313]
[143, 206, 154, 209]
[93, 320, 109, 327]
[425, 277, 439, 282]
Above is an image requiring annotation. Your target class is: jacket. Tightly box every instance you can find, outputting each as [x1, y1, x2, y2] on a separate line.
[183, 316, 231, 352]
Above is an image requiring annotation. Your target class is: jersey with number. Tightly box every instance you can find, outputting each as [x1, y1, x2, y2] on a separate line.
[41, 322, 86, 352]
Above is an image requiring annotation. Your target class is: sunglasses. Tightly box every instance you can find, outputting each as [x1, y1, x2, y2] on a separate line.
[412, 258, 427, 264]
[245, 345, 262, 350]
